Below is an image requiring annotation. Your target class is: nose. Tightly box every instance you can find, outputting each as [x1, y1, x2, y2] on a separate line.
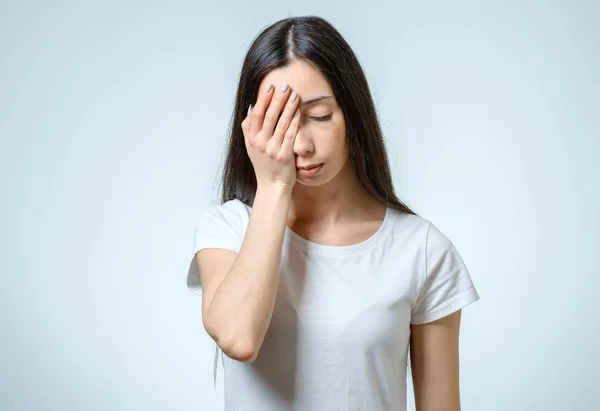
[292, 129, 314, 156]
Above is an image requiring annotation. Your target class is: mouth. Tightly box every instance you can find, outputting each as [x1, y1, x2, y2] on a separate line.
[296, 163, 324, 177]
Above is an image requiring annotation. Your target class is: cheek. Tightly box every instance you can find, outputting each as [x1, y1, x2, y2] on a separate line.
[310, 122, 346, 158]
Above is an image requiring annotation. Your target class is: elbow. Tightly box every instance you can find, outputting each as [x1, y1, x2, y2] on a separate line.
[203, 317, 259, 363]
[225, 341, 259, 363]
[220, 337, 259, 363]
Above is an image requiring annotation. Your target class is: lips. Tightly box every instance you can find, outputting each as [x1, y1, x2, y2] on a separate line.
[296, 163, 324, 177]
[297, 164, 322, 170]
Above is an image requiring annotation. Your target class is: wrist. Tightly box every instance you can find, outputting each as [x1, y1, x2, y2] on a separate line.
[256, 182, 294, 199]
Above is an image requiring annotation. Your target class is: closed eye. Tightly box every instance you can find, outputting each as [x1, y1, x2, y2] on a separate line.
[311, 114, 332, 122]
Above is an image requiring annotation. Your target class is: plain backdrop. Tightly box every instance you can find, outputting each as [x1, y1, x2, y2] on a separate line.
[2, 1, 599, 410]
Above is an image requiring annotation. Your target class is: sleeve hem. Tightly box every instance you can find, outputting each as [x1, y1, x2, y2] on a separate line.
[411, 286, 480, 325]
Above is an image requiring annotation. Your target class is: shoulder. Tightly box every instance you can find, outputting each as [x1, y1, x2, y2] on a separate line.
[386, 209, 455, 254]
[424, 219, 456, 255]
[187, 199, 251, 295]
[199, 198, 251, 224]
[386, 209, 430, 242]
[222, 198, 252, 214]
[193, 198, 252, 240]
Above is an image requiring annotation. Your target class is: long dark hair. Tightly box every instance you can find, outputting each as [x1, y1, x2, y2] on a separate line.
[220, 15, 414, 214]
[212, 15, 416, 388]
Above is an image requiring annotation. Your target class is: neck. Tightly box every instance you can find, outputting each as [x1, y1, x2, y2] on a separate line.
[289, 160, 378, 224]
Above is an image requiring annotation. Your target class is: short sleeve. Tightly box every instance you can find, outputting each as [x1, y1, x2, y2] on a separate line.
[411, 222, 480, 325]
[186, 199, 250, 295]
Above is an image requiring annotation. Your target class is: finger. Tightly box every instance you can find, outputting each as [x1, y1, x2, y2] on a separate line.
[262, 83, 292, 136]
[241, 104, 253, 135]
[249, 83, 275, 137]
[280, 106, 301, 156]
[271, 90, 300, 146]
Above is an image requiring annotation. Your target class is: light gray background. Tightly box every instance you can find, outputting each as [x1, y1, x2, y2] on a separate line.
[2, 1, 598, 410]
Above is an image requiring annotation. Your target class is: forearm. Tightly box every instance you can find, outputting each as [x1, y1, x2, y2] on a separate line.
[206, 185, 291, 361]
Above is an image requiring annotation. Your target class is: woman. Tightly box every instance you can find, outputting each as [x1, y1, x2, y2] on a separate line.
[187, 15, 479, 411]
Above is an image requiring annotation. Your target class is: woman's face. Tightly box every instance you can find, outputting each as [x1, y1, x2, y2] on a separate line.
[257, 59, 348, 187]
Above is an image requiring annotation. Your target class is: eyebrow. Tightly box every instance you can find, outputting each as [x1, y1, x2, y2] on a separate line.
[300, 95, 333, 107]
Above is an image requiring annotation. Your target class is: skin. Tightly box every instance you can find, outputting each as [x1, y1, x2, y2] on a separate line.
[197, 58, 463, 410]
[255, 59, 387, 245]
[411, 311, 463, 411]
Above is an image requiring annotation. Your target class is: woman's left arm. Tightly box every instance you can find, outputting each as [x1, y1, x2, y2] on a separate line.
[410, 310, 462, 411]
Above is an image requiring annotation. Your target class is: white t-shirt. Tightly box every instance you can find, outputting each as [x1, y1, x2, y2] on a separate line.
[187, 199, 479, 411]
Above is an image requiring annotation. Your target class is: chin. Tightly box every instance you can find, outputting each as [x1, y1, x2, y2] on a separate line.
[296, 167, 335, 187]
[296, 178, 325, 187]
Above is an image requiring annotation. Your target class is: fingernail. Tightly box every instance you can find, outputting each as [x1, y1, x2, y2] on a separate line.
[248, 104, 252, 115]
[294, 108, 300, 117]
[280, 83, 289, 93]
[290, 91, 298, 102]
[265, 84, 272, 93]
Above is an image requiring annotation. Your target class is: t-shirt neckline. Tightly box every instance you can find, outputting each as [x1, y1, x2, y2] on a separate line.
[284, 207, 393, 256]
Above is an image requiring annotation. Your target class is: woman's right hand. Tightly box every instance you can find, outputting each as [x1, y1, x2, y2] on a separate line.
[241, 83, 301, 193]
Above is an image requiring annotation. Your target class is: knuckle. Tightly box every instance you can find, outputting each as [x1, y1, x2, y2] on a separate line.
[277, 117, 289, 129]
[266, 147, 277, 157]
[252, 109, 264, 120]
[265, 112, 278, 124]
[248, 135, 266, 151]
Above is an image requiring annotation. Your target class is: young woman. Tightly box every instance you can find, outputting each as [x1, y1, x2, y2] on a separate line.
[187, 15, 479, 411]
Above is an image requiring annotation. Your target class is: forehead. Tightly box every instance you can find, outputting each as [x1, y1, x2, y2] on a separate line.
[258, 59, 333, 98]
